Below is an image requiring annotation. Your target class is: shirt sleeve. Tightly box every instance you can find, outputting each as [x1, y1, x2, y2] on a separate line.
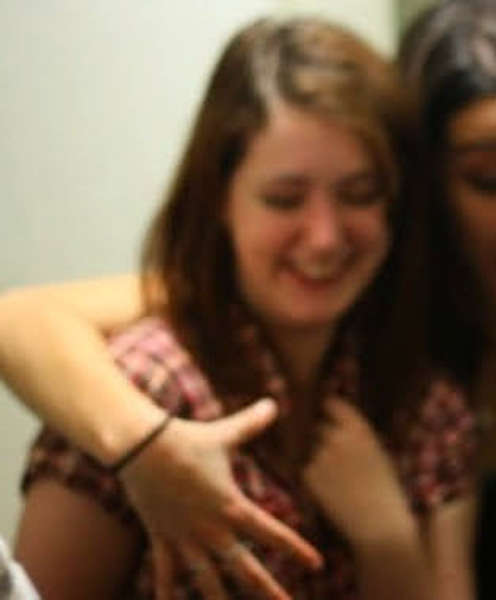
[20, 318, 199, 527]
[396, 377, 478, 513]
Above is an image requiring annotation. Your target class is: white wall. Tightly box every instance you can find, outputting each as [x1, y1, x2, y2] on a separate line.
[0, 0, 395, 543]
[397, 0, 435, 32]
[277, 0, 396, 53]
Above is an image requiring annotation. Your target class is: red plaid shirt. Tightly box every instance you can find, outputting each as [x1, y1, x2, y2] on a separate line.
[22, 317, 477, 599]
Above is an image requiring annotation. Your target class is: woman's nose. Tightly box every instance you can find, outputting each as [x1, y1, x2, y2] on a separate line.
[302, 196, 343, 251]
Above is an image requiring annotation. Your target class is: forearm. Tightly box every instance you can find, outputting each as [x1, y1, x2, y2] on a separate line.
[423, 496, 477, 600]
[355, 518, 433, 600]
[0, 290, 164, 465]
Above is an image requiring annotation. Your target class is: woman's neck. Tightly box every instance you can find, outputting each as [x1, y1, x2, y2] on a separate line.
[268, 325, 336, 394]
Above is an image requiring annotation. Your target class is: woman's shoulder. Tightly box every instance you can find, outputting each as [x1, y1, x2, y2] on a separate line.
[416, 371, 474, 431]
[107, 317, 222, 420]
[394, 370, 478, 512]
[397, 370, 476, 461]
[107, 316, 179, 359]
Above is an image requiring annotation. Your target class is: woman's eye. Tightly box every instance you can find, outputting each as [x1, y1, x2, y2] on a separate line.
[340, 184, 387, 206]
[463, 172, 496, 194]
[261, 194, 303, 210]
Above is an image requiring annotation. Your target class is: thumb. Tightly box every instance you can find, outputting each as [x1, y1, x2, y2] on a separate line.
[217, 398, 278, 447]
[324, 396, 353, 420]
[150, 535, 174, 600]
[326, 397, 368, 430]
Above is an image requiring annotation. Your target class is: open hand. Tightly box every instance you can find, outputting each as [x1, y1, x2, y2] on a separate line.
[303, 398, 412, 550]
[120, 398, 322, 599]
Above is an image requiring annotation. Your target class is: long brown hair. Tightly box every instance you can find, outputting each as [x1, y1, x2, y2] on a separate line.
[141, 17, 421, 450]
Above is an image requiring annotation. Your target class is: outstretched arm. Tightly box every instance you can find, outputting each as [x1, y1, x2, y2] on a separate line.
[0, 276, 322, 598]
[0, 275, 159, 464]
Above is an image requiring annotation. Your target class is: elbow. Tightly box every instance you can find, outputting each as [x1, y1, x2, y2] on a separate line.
[0, 286, 44, 323]
[0, 287, 55, 362]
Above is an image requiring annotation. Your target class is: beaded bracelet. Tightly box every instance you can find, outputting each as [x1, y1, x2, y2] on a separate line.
[109, 412, 174, 474]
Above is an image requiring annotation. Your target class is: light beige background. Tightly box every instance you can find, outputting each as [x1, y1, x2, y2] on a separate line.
[397, 0, 436, 30]
[0, 0, 398, 542]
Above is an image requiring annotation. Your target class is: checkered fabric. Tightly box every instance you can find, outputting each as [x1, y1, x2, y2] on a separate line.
[21, 317, 477, 599]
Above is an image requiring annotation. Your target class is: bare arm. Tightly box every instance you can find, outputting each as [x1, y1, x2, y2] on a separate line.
[304, 398, 477, 600]
[304, 399, 433, 600]
[422, 495, 477, 600]
[0, 275, 165, 465]
[0, 276, 321, 598]
[353, 497, 476, 600]
[357, 496, 476, 600]
[353, 524, 432, 600]
[15, 479, 162, 600]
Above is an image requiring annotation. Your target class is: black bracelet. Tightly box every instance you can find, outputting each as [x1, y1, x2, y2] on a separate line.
[109, 412, 174, 474]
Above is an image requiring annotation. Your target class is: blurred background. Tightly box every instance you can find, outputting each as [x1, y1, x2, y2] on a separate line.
[0, 0, 436, 542]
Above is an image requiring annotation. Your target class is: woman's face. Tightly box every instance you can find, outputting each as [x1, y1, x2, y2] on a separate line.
[224, 103, 391, 337]
[447, 96, 496, 309]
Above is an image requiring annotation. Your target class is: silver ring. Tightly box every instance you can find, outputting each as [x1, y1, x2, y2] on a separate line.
[219, 541, 246, 565]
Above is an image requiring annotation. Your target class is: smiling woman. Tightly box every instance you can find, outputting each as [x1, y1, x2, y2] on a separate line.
[0, 14, 478, 600]
[224, 105, 391, 350]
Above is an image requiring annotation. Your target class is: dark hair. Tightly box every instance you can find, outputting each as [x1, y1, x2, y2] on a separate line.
[399, 0, 496, 148]
[140, 17, 420, 464]
[398, 0, 495, 389]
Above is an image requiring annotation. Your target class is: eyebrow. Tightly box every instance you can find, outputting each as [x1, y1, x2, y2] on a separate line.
[336, 170, 379, 186]
[448, 139, 496, 154]
[264, 169, 377, 187]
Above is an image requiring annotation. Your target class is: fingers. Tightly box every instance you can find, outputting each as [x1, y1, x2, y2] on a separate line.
[177, 541, 229, 600]
[151, 536, 175, 600]
[217, 398, 278, 447]
[324, 397, 369, 430]
[151, 497, 321, 599]
[210, 534, 291, 600]
[234, 495, 323, 570]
